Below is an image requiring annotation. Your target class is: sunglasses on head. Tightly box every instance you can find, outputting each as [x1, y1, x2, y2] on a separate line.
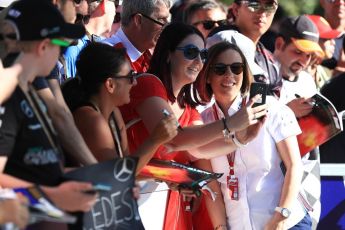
[211, 63, 244, 76]
[239, 1, 278, 13]
[193, 19, 228, 30]
[176, 44, 208, 62]
[110, 70, 139, 84]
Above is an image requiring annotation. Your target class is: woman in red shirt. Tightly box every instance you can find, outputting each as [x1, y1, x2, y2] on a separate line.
[120, 23, 267, 230]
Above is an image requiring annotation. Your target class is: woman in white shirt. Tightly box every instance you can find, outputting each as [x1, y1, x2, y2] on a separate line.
[195, 41, 311, 230]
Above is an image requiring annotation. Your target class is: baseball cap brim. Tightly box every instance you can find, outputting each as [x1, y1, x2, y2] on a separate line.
[320, 30, 342, 40]
[291, 38, 325, 57]
[60, 23, 85, 40]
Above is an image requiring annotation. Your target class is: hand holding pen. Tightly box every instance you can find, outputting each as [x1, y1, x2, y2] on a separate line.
[287, 94, 314, 118]
[162, 109, 183, 131]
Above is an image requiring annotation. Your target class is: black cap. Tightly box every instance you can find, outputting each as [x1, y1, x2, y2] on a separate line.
[279, 15, 324, 56]
[4, 0, 85, 41]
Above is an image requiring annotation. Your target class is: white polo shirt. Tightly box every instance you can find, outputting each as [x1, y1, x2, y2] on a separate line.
[201, 95, 305, 229]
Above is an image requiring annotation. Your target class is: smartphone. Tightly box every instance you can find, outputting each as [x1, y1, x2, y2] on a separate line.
[84, 183, 112, 194]
[249, 82, 268, 108]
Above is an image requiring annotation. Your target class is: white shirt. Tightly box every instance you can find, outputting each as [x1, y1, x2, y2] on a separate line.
[201, 95, 305, 229]
[102, 27, 142, 63]
[279, 71, 317, 104]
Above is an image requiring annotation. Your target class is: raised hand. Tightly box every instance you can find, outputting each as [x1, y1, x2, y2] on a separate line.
[227, 94, 268, 132]
[148, 115, 178, 146]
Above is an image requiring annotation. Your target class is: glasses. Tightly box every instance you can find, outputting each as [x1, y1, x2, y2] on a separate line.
[140, 13, 168, 27]
[211, 63, 244, 76]
[239, 1, 278, 14]
[110, 70, 139, 84]
[175, 44, 208, 62]
[193, 19, 228, 30]
[114, 12, 121, 23]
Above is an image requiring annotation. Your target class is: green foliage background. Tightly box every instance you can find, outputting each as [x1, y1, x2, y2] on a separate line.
[220, 0, 323, 16]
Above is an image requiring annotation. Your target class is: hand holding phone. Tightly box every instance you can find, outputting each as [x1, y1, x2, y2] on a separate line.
[249, 82, 268, 108]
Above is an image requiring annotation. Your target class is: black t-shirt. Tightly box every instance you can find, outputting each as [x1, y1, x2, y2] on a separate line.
[320, 74, 345, 163]
[0, 87, 64, 186]
[32, 64, 60, 90]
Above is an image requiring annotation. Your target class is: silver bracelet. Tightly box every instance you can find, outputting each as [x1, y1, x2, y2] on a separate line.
[232, 133, 247, 148]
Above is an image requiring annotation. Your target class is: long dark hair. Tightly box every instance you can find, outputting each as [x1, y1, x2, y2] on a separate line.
[195, 41, 253, 103]
[62, 42, 127, 111]
[148, 22, 204, 108]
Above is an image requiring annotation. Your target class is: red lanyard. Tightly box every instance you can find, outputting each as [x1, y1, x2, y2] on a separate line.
[212, 98, 246, 177]
[212, 103, 236, 177]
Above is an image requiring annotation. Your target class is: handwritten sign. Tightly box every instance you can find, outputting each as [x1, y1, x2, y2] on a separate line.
[65, 157, 144, 230]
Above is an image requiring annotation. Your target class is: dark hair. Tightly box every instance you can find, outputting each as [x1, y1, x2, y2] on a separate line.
[195, 41, 253, 102]
[62, 42, 128, 111]
[182, 0, 225, 24]
[148, 22, 204, 108]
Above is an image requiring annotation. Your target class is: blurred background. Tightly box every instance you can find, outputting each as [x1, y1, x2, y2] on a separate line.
[220, 0, 323, 16]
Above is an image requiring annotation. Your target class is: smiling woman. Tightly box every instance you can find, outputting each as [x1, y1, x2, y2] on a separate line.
[119, 22, 267, 230]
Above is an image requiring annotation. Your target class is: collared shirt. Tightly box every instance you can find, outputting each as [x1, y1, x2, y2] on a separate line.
[102, 28, 151, 72]
[201, 95, 305, 229]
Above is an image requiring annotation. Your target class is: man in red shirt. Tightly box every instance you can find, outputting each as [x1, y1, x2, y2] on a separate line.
[103, 0, 170, 72]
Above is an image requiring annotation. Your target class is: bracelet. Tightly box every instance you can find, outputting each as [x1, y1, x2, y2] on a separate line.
[232, 133, 247, 148]
[214, 224, 227, 230]
[221, 118, 231, 143]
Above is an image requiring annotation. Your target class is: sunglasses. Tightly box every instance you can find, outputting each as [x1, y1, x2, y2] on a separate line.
[111, 70, 139, 84]
[211, 63, 245, 76]
[239, 1, 278, 13]
[139, 13, 168, 27]
[193, 19, 228, 30]
[114, 12, 121, 23]
[176, 44, 208, 62]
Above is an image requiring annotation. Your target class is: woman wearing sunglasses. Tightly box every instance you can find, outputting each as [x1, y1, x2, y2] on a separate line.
[196, 41, 309, 229]
[119, 22, 267, 230]
[62, 42, 178, 172]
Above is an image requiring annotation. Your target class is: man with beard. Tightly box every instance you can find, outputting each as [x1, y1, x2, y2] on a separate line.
[103, 0, 171, 73]
[230, 0, 281, 97]
[274, 15, 325, 229]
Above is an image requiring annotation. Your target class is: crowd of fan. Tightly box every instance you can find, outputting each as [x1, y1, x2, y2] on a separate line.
[1, 0, 345, 229]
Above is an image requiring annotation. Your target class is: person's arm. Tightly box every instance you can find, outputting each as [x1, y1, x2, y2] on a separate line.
[0, 157, 97, 212]
[193, 159, 227, 230]
[37, 79, 97, 165]
[0, 61, 22, 105]
[0, 196, 29, 229]
[264, 136, 303, 230]
[136, 96, 266, 158]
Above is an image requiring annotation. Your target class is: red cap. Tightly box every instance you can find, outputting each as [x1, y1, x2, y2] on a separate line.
[306, 15, 342, 39]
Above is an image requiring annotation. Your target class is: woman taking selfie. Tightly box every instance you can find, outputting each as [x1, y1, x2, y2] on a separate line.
[196, 41, 310, 229]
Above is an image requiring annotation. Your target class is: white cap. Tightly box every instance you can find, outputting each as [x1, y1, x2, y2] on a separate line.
[0, 0, 15, 8]
[206, 30, 265, 76]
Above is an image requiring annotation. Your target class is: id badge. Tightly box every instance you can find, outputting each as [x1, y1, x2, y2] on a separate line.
[227, 176, 239, 200]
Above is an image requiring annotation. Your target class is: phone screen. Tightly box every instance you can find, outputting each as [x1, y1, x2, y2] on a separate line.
[249, 82, 268, 108]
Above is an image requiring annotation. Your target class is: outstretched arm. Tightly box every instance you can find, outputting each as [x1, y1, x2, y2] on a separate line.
[37, 79, 97, 165]
[136, 95, 266, 158]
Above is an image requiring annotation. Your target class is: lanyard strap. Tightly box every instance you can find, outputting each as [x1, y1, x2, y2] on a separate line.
[22, 84, 64, 169]
[212, 103, 236, 176]
[109, 112, 124, 158]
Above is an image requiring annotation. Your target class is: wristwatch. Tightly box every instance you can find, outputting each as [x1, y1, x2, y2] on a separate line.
[275, 207, 291, 218]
